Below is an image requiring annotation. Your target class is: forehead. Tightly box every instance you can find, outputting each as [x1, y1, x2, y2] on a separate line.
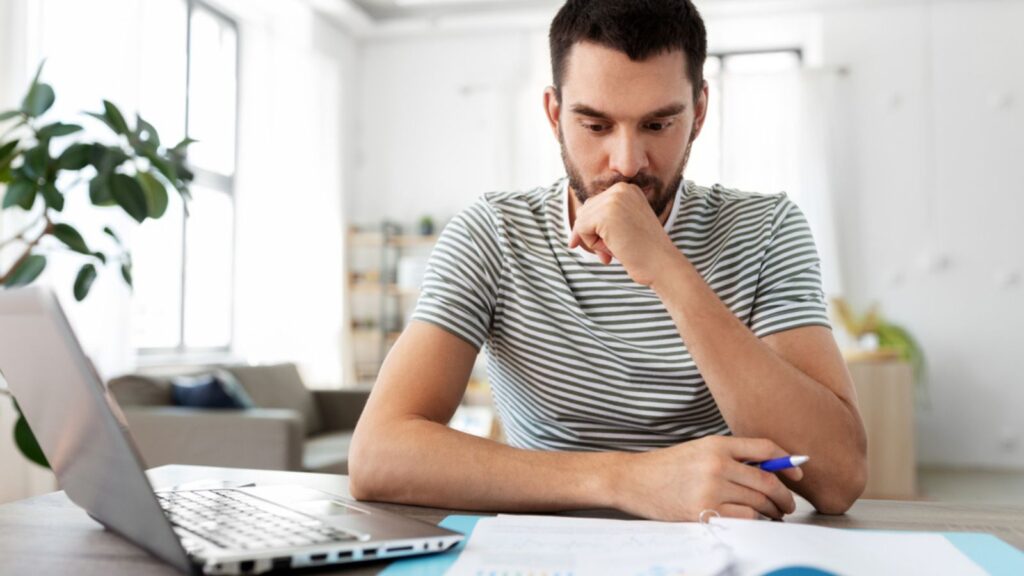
[560, 41, 694, 112]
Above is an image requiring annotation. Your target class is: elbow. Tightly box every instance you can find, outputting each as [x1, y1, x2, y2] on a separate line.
[812, 438, 868, 515]
[347, 425, 387, 502]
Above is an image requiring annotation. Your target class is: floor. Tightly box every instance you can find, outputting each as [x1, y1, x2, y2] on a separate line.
[918, 466, 1024, 504]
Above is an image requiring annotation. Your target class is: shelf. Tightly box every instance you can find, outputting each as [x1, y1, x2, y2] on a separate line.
[349, 281, 420, 297]
[348, 231, 439, 248]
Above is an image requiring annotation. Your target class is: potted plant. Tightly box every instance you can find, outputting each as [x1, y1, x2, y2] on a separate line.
[831, 297, 927, 397]
[0, 62, 194, 468]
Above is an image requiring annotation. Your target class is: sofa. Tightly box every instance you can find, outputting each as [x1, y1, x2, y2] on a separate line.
[107, 363, 370, 475]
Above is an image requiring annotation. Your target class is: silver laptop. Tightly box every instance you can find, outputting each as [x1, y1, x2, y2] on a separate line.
[0, 286, 463, 575]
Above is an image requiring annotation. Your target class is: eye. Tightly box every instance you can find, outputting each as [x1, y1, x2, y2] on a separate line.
[581, 122, 609, 134]
[645, 120, 674, 132]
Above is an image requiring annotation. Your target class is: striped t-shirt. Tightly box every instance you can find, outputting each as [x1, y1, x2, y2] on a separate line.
[412, 178, 830, 452]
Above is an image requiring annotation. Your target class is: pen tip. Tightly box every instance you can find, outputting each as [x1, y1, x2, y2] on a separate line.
[791, 455, 810, 466]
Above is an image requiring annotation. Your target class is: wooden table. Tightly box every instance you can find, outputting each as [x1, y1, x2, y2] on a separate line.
[1, 465, 1021, 575]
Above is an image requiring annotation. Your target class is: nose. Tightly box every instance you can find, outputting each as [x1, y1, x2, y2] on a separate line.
[607, 130, 649, 178]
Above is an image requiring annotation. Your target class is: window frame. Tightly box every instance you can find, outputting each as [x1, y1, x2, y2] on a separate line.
[134, 0, 240, 360]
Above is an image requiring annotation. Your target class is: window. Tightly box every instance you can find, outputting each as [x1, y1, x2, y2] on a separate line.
[132, 0, 238, 354]
[686, 49, 802, 196]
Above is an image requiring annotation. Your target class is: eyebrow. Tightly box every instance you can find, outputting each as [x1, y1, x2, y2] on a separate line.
[569, 102, 687, 120]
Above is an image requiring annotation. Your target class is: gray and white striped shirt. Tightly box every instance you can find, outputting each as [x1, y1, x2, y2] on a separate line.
[412, 178, 830, 452]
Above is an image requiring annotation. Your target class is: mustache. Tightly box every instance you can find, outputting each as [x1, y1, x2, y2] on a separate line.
[591, 172, 662, 193]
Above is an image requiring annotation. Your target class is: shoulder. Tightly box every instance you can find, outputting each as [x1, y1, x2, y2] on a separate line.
[478, 181, 559, 222]
[451, 181, 560, 234]
[440, 181, 561, 247]
[680, 182, 803, 231]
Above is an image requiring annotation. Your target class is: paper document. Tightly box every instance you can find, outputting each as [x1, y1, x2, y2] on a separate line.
[445, 515, 733, 576]
[445, 514, 989, 576]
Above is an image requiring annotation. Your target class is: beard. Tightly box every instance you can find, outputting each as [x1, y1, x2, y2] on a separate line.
[559, 128, 694, 220]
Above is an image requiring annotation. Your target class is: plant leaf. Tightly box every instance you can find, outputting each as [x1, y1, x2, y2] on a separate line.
[102, 100, 129, 135]
[89, 174, 115, 206]
[22, 144, 49, 180]
[2, 179, 36, 209]
[103, 226, 122, 245]
[21, 83, 55, 118]
[73, 263, 97, 301]
[13, 408, 49, 468]
[110, 173, 148, 222]
[52, 223, 90, 254]
[57, 143, 92, 170]
[36, 122, 83, 140]
[121, 260, 133, 289]
[93, 252, 107, 264]
[137, 171, 168, 219]
[84, 111, 117, 133]
[0, 139, 18, 162]
[0, 110, 23, 122]
[135, 114, 160, 148]
[0, 140, 19, 175]
[171, 137, 197, 154]
[3, 254, 47, 287]
[40, 182, 64, 211]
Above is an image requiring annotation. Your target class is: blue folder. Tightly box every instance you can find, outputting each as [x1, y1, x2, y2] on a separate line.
[380, 515, 1024, 576]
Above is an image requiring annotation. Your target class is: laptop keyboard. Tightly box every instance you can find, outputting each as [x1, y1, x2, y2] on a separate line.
[157, 489, 360, 551]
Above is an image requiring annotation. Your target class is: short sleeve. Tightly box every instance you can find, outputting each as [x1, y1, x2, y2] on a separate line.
[411, 199, 504, 349]
[749, 198, 832, 338]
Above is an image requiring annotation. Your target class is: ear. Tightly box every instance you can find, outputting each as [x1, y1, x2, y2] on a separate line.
[543, 86, 562, 141]
[690, 80, 710, 142]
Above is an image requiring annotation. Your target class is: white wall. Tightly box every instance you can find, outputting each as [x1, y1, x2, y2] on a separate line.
[351, 0, 1024, 470]
[350, 28, 563, 227]
[230, 2, 352, 389]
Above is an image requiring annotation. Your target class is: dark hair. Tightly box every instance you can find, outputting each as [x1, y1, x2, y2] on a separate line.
[549, 0, 707, 102]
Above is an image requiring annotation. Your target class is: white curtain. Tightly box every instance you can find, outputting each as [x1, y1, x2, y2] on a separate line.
[717, 67, 846, 297]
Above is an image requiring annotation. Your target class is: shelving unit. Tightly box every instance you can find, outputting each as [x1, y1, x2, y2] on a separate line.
[346, 224, 438, 386]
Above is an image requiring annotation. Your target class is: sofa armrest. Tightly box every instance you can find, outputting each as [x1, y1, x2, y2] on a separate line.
[313, 388, 371, 432]
[123, 407, 304, 471]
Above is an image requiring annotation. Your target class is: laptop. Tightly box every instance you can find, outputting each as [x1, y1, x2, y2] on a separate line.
[0, 286, 463, 574]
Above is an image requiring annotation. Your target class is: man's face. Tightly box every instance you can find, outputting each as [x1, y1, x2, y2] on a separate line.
[545, 41, 707, 219]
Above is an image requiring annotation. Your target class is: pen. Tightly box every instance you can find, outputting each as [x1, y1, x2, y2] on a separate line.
[752, 455, 809, 472]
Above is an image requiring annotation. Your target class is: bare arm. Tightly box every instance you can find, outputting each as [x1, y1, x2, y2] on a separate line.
[349, 321, 803, 521]
[348, 321, 620, 512]
[570, 184, 868, 514]
[651, 254, 868, 514]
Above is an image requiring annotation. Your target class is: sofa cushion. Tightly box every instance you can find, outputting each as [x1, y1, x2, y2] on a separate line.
[302, 431, 353, 475]
[107, 375, 174, 407]
[171, 371, 255, 410]
[227, 363, 322, 436]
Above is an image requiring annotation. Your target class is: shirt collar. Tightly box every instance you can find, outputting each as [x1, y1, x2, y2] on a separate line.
[561, 178, 684, 263]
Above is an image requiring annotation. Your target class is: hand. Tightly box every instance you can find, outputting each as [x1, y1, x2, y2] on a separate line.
[610, 436, 804, 522]
[568, 183, 679, 286]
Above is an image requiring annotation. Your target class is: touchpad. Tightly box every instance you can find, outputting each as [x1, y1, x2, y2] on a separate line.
[291, 499, 368, 517]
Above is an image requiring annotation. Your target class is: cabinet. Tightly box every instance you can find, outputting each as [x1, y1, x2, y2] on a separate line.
[847, 357, 918, 499]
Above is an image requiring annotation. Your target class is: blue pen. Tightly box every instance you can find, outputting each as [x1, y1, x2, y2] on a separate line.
[753, 455, 809, 472]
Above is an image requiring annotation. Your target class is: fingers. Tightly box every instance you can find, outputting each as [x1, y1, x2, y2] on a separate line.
[569, 230, 615, 263]
[781, 466, 804, 482]
[725, 460, 796, 515]
[722, 437, 790, 462]
[717, 504, 769, 521]
[721, 483, 784, 520]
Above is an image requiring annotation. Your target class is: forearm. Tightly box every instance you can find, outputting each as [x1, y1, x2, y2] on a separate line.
[348, 417, 623, 512]
[651, 252, 866, 512]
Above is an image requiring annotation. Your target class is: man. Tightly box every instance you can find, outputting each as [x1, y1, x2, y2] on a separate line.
[350, 0, 867, 521]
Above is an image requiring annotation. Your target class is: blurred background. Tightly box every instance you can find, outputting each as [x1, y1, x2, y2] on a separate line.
[1, 0, 1022, 507]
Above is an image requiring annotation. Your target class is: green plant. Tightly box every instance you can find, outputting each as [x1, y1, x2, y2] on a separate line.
[832, 298, 927, 392]
[0, 61, 194, 468]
